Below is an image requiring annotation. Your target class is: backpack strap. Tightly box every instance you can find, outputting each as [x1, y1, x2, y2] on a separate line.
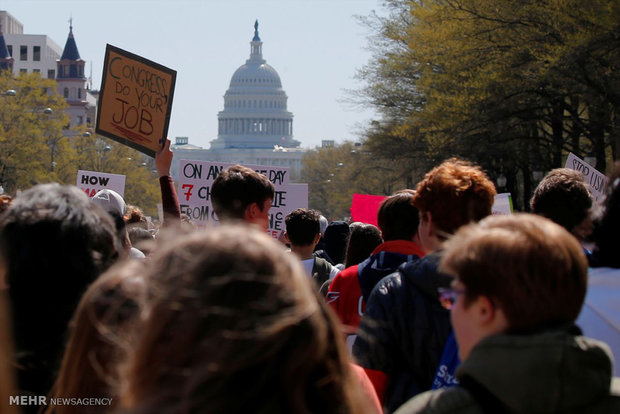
[311, 257, 332, 287]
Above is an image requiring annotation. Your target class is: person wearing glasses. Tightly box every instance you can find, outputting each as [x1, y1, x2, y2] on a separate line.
[353, 159, 496, 413]
[395, 213, 620, 413]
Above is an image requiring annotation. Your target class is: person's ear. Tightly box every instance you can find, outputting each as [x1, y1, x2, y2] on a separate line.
[475, 295, 509, 334]
[426, 212, 436, 236]
[476, 295, 496, 325]
[418, 211, 436, 241]
[244, 202, 260, 220]
[313, 233, 321, 245]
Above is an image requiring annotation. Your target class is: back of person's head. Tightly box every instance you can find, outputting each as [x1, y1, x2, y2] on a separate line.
[377, 190, 419, 241]
[107, 210, 132, 258]
[414, 158, 496, 239]
[591, 162, 620, 267]
[46, 260, 147, 414]
[530, 168, 592, 236]
[323, 221, 350, 265]
[211, 165, 275, 221]
[319, 215, 329, 236]
[121, 225, 370, 414]
[125, 205, 148, 230]
[128, 227, 154, 256]
[441, 214, 587, 333]
[0, 183, 121, 393]
[285, 208, 321, 246]
[91, 189, 126, 216]
[344, 222, 383, 268]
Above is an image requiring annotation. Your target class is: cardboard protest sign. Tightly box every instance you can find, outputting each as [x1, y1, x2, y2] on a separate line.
[178, 160, 307, 239]
[76, 170, 126, 197]
[565, 153, 609, 202]
[350, 194, 387, 226]
[96, 44, 176, 157]
[492, 193, 513, 215]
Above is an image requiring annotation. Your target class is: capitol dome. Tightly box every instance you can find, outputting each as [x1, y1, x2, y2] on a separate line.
[210, 21, 299, 150]
[230, 61, 282, 88]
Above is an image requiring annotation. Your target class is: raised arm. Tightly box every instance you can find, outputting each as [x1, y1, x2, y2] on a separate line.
[156, 138, 181, 226]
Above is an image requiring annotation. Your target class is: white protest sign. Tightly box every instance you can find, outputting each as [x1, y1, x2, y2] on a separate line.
[286, 183, 309, 210]
[565, 153, 609, 202]
[177, 160, 307, 239]
[492, 193, 513, 215]
[77, 170, 126, 197]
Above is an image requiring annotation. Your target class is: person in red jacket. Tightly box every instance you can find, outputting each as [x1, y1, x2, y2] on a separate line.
[327, 190, 425, 349]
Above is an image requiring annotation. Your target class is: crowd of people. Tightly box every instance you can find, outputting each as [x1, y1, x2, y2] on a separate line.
[0, 139, 618, 413]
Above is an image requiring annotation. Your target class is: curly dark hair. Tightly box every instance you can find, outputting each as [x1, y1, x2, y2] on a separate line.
[530, 168, 592, 235]
[285, 208, 321, 246]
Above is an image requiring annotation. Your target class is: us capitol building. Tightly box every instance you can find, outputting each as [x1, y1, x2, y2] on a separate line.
[170, 21, 307, 181]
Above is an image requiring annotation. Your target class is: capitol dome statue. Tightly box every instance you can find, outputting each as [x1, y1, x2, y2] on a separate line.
[210, 21, 300, 149]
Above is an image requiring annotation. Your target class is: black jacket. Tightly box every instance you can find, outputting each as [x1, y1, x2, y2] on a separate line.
[353, 252, 453, 413]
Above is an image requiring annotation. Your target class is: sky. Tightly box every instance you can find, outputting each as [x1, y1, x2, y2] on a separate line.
[0, 0, 383, 150]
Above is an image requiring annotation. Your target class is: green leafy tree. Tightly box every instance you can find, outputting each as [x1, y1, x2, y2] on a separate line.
[357, 0, 620, 209]
[0, 71, 69, 192]
[0, 71, 160, 215]
[72, 133, 161, 217]
[301, 141, 410, 220]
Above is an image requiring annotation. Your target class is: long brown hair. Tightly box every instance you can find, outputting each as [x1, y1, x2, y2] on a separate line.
[121, 225, 373, 414]
[45, 259, 147, 414]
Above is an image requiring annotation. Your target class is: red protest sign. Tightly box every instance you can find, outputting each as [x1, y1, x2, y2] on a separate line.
[350, 194, 387, 226]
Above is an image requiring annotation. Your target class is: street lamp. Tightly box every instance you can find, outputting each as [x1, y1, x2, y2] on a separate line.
[532, 170, 544, 182]
[496, 174, 507, 191]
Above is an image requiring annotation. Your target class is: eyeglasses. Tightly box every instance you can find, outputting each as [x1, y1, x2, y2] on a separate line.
[438, 287, 466, 310]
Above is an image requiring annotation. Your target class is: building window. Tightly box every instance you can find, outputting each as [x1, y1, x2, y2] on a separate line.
[33, 46, 41, 61]
[64, 87, 69, 98]
[77, 116, 83, 126]
[19, 68, 27, 73]
[7, 45, 12, 57]
[20, 45, 27, 61]
[48, 69, 55, 79]
[33, 69, 40, 73]
[78, 88, 81, 99]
